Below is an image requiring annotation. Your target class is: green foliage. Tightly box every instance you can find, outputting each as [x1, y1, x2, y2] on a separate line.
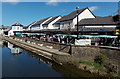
[113, 72, 120, 77]
[79, 61, 104, 70]
[94, 53, 106, 65]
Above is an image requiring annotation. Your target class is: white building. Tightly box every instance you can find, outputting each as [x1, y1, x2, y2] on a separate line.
[42, 16, 62, 29]
[30, 17, 52, 30]
[8, 23, 24, 36]
[25, 21, 37, 30]
[77, 16, 119, 35]
[0, 25, 11, 36]
[54, 8, 95, 30]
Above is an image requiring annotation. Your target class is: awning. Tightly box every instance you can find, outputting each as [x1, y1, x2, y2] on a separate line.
[16, 33, 22, 37]
[22, 33, 46, 36]
[55, 34, 67, 36]
[80, 35, 118, 38]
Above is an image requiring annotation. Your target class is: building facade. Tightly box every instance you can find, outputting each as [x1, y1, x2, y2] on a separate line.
[42, 16, 62, 29]
[0, 25, 11, 36]
[54, 8, 95, 30]
[8, 23, 24, 36]
[77, 16, 119, 35]
[30, 17, 52, 30]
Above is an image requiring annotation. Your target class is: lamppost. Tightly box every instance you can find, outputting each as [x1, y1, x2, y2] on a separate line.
[76, 6, 79, 39]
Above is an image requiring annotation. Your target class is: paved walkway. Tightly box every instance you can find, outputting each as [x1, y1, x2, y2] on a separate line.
[3, 37, 70, 56]
[99, 46, 120, 50]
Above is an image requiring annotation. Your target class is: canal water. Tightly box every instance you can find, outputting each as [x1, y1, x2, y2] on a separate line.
[1, 40, 99, 78]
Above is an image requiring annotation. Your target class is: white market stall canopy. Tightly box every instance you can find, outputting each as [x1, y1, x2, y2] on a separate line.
[80, 35, 118, 38]
[55, 34, 118, 38]
[22, 33, 46, 35]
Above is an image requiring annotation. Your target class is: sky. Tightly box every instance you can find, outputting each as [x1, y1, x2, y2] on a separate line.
[2, 2, 118, 26]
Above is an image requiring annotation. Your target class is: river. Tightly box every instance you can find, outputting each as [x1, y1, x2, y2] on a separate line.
[0, 40, 101, 78]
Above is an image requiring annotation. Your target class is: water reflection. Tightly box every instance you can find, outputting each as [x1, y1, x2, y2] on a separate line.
[7, 42, 23, 56]
[26, 51, 100, 77]
[2, 41, 100, 77]
[27, 51, 53, 67]
[0, 39, 3, 48]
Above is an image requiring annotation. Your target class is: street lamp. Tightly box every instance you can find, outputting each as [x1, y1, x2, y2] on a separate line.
[76, 6, 79, 39]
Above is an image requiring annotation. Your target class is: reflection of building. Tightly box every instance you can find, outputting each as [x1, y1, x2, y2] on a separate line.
[7, 42, 23, 56]
[27, 52, 52, 67]
[0, 40, 3, 48]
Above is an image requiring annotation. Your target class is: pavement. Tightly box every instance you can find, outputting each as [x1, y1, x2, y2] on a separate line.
[3, 36, 70, 56]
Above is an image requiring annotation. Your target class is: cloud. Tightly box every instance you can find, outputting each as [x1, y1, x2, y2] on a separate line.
[89, 6, 98, 11]
[46, 0, 69, 6]
[2, 0, 19, 2]
[46, 0, 58, 6]
[2, 0, 19, 5]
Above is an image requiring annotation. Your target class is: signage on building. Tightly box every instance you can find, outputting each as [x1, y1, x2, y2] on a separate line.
[75, 39, 91, 45]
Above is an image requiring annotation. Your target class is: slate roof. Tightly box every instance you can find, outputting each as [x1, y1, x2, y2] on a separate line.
[79, 17, 117, 25]
[33, 17, 51, 25]
[57, 8, 87, 22]
[0, 25, 12, 31]
[12, 23, 23, 26]
[0, 25, 11, 29]
[23, 27, 28, 29]
[43, 16, 60, 25]
[26, 21, 37, 29]
[79, 28, 115, 32]
[53, 18, 62, 25]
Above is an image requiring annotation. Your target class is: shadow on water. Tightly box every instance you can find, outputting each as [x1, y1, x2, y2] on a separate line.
[2, 41, 105, 78]
[27, 52, 105, 78]
[26, 50, 103, 78]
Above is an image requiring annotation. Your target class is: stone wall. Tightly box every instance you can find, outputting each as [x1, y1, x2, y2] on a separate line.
[12, 36, 120, 73]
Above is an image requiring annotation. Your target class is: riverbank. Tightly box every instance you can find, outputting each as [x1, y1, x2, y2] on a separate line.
[1, 36, 120, 77]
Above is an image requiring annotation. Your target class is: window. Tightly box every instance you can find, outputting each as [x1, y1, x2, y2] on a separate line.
[17, 27, 19, 30]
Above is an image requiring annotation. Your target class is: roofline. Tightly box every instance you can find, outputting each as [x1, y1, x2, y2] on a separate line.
[43, 24, 48, 25]
[43, 16, 61, 25]
[59, 8, 96, 22]
[87, 7, 96, 18]
[33, 17, 52, 26]
[59, 19, 73, 22]
[59, 8, 87, 22]
[78, 24, 118, 26]
[72, 8, 87, 20]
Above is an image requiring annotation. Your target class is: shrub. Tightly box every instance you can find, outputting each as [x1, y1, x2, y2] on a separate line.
[94, 53, 106, 65]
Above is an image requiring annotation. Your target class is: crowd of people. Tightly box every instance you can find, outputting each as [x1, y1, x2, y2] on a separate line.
[18, 33, 120, 47]
[22, 34, 76, 45]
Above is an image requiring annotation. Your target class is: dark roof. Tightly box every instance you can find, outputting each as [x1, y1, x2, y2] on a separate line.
[79, 28, 115, 32]
[26, 21, 37, 28]
[0, 25, 11, 29]
[58, 8, 87, 22]
[12, 23, 23, 26]
[53, 18, 62, 25]
[79, 17, 117, 25]
[23, 27, 28, 29]
[43, 16, 60, 25]
[113, 15, 120, 24]
[33, 17, 51, 25]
